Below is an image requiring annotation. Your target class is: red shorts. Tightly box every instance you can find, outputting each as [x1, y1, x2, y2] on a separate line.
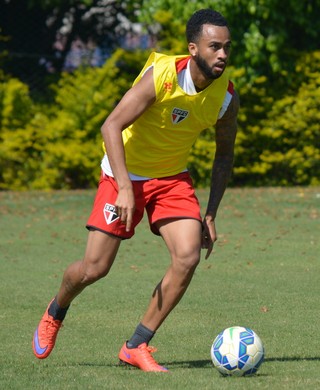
[86, 172, 202, 239]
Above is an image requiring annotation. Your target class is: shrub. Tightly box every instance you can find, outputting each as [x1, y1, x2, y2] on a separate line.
[233, 51, 320, 186]
[0, 78, 36, 189]
[0, 49, 146, 190]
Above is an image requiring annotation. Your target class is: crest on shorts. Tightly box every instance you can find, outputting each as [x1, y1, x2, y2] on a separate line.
[103, 203, 119, 225]
[171, 107, 189, 124]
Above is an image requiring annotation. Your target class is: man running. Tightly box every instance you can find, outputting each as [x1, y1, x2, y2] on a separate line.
[33, 8, 239, 372]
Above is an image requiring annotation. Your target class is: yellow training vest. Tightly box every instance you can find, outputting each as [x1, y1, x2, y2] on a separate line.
[121, 52, 229, 178]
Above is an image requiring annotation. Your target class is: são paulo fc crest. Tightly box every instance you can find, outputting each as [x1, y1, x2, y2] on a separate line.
[103, 203, 119, 225]
[171, 107, 189, 124]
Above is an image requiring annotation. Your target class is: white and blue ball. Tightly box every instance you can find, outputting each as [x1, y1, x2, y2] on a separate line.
[211, 326, 265, 377]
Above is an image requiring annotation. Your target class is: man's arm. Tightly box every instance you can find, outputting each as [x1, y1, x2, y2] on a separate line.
[100, 68, 156, 231]
[202, 90, 240, 258]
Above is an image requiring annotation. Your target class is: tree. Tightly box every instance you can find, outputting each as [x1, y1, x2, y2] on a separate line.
[139, 0, 320, 91]
[1, 0, 320, 189]
[0, 0, 142, 96]
[233, 51, 320, 186]
[0, 48, 149, 189]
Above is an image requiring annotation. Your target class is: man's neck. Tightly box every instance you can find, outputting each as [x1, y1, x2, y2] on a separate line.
[189, 59, 214, 91]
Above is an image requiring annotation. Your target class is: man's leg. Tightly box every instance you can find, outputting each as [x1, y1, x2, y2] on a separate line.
[140, 218, 202, 331]
[119, 218, 201, 371]
[33, 230, 121, 359]
[56, 229, 121, 307]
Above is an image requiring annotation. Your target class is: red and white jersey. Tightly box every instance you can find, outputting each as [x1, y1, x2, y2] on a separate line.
[102, 54, 234, 179]
[176, 55, 234, 119]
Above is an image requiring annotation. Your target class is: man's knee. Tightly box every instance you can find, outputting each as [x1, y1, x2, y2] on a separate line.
[172, 248, 201, 274]
[79, 256, 112, 285]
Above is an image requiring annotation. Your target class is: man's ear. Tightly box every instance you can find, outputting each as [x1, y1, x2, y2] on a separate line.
[188, 42, 197, 57]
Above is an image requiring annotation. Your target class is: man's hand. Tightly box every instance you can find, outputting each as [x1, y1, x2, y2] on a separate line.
[115, 186, 135, 232]
[202, 214, 217, 259]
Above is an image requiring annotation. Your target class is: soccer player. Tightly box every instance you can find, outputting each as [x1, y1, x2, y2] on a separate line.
[33, 8, 239, 372]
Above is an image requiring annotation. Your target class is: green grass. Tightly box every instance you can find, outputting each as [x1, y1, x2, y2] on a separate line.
[0, 187, 319, 389]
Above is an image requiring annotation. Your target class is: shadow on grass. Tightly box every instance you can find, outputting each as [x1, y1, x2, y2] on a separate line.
[76, 356, 320, 369]
[75, 361, 211, 369]
[166, 356, 320, 368]
[264, 356, 320, 362]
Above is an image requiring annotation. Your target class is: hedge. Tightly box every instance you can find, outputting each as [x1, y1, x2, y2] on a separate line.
[0, 50, 319, 189]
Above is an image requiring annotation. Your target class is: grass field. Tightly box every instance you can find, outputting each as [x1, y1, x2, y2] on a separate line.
[0, 187, 319, 389]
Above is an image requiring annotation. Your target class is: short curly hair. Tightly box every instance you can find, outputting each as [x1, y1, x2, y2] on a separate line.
[186, 9, 229, 43]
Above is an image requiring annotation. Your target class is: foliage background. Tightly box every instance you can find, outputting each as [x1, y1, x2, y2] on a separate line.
[0, 0, 319, 189]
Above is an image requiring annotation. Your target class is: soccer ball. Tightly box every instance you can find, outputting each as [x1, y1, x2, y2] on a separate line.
[210, 326, 265, 377]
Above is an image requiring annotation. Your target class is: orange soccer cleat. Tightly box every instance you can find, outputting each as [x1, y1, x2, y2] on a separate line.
[118, 342, 169, 372]
[32, 299, 62, 359]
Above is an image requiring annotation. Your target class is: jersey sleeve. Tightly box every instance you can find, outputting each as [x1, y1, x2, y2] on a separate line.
[217, 81, 234, 119]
